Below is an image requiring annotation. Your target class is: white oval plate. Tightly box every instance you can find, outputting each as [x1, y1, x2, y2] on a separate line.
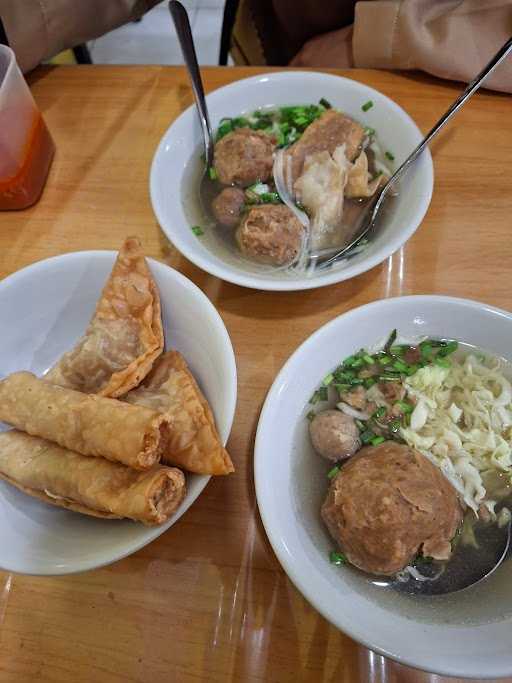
[255, 295, 512, 678]
[0, 252, 237, 575]
[150, 71, 433, 291]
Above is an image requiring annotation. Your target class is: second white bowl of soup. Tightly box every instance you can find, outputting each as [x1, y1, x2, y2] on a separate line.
[150, 71, 433, 291]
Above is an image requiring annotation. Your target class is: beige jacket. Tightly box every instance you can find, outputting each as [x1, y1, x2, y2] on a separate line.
[0, 0, 160, 72]
[353, 0, 512, 93]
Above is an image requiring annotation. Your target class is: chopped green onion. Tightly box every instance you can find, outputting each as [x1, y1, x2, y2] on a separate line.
[371, 435, 385, 446]
[361, 429, 376, 444]
[343, 355, 357, 367]
[328, 465, 341, 479]
[363, 354, 374, 365]
[437, 340, 458, 357]
[208, 166, 218, 181]
[393, 360, 408, 373]
[323, 373, 334, 386]
[389, 345, 405, 356]
[378, 375, 401, 382]
[405, 364, 419, 376]
[363, 377, 376, 389]
[435, 357, 451, 368]
[232, 116, 250, 128]
[364, 126, 375, 136]
[385, 151, 395, 161]
[349, 378, 364, 386]
[329, 551, 347, 565]
[420, 342, 433, 360]
[319, 98, 332, 109]
[191, 225, 204, 237]
[259, 192, 281, 204]
[355, 419, 366, 431]
[378, 355, 392, 365]
[351, 358, 364, 369]
[373, 406, 387, 419]
[395, 400, 413, 414]
[384, 329, 397, 352]
[334, 383, 350, 393]
[389, 419, 402, 434]
[306, 410, 316, 421]
[362, 100, 374, 112]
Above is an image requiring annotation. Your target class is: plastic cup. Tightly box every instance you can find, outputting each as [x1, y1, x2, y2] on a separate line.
[0, 45, 55, 210]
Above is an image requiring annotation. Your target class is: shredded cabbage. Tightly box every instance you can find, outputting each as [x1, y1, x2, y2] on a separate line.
[401, 354, 512, 512]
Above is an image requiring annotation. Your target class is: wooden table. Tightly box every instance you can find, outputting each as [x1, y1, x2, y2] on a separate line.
[0, 65, 511, 683]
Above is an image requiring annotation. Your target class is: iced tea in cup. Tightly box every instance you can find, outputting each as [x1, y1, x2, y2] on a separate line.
[0, 46, 55, 210]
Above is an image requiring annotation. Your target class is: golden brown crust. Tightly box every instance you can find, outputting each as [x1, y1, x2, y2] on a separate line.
[0, 431, 186, 525]
[125, 351, 234, 476]
[45, 237, 164, 397]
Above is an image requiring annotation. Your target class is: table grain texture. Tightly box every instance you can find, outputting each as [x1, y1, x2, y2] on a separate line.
[0, 65, 511, 683]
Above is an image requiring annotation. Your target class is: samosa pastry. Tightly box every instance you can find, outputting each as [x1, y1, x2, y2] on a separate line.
[45, 236, 164, 397]
[125, 351, 234, 476]
[0, 372, 169, 470]
[0, 431, 185, 525]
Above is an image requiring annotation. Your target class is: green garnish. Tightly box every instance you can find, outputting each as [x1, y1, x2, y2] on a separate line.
[310, 386, 328, 404]
[333, 383, 350, 393]
[437, 340, 458, 357]
[385, 151, 395, 161]
[420, 342, 433, 360]
[371, 435, 385, 446]
[373, 406, 387, 419]
[259, 192, 281, 204]
[319, 98, 332, 109]
[435, 357, 451, 368]
[363, 377, 376, 389]
[361, 429, 376, 444]
[384, 329, 397, 352]
[389, 419, 402, 434]
[306, 410, 316, 422]
[363, 354, 374, 365]
[364, 126, 375, 136]
[393, 360, 408, 373]
[323, 373, 334, 386]
[208, 166, 217, 181]
[378, 355, 392, 365]
[327, 465, 341, 479]
[330, 551, 347, 565]
[378, 375, 401, 382]
[395, 400, 413, 414]
[191, 225, 204, 237]
[389, 345, 405, 356]
[362, 100, 374, 112]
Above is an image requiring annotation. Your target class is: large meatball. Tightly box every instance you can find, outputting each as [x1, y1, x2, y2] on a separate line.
[288, 110, 365, 182]
[212, 187, 245, 228]
[309, 410, 360, 461]
[214, 128, 274, 186]
[236, 204, 304, 267]
[321, 442, 463, 576]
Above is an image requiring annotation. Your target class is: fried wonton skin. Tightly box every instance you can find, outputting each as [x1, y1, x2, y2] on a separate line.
[345, 151, 388, 199]
[0, 431, 185, 525]
[125, 351, 234, 476]
[0, 372, 169, 470]
[45, 237, 164, 397]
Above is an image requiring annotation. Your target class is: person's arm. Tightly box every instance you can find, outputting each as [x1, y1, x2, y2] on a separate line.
[353, 0, 512, 93]
[291, 0, 512, 94]
[0, 0, 160, 72]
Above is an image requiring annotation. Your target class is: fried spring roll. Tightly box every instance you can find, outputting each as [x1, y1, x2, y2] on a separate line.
[0, 431, 185, 525]
[0, 372, 168, 470]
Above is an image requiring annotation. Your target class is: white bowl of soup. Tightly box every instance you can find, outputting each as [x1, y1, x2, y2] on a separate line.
[150, 71, 433, 291]
[255, 295, 512, 678]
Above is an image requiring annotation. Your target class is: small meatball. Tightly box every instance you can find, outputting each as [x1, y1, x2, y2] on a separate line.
[309, 410, 360, 461]
[214, 128, 275, 187]
[321, 442, 463, 575]
[288, 110, 365, 182]
[378, 381, 406, 403]
[236, 204, 304, 267]
[211, 187, 246, 228]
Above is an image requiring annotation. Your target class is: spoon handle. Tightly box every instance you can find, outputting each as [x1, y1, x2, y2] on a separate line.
[384, 36, 512, 192]
[169, 0, 214, 167]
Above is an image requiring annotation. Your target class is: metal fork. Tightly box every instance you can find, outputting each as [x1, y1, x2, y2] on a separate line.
[314, 36, 512, 271]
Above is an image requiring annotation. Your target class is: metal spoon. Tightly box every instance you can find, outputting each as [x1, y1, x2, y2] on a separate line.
[315, 35, 512, 271]
[388, 515, 512, 596]
[168, 0, 214, 172]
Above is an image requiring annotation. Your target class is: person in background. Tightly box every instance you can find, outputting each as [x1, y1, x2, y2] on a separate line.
[0, 0, 160, 73]
[230, 0, 512, 93]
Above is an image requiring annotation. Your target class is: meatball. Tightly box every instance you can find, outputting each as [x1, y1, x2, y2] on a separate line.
[212, 187, 245, 228]
[236, 204, 304, 267]
[321, 442, 463, 576]
[288, 110, 365, 182]
[309, 410, 360, 461]
[214, 128, 275, 187]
